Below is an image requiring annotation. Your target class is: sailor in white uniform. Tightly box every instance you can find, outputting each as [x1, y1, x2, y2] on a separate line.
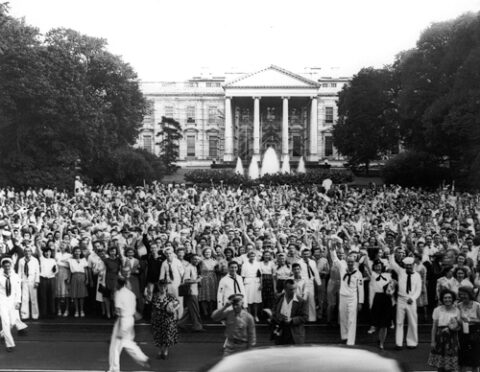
[389, 255, 422, 349]
[0, 258, 22, 351]
[330, 246, 364, 345]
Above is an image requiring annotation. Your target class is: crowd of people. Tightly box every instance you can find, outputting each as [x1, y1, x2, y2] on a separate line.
[1, 181, 480, 371]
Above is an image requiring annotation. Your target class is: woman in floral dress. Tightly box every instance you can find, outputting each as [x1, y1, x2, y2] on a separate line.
[151, 279, 179, 359]
[428, 289, 461, 372]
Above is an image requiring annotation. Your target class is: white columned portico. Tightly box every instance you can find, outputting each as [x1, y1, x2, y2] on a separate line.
[308, 96, 318, 162]
[224, 96, 234, 161]
[282, 97, 289, 160]
[253, 96, 261, 161]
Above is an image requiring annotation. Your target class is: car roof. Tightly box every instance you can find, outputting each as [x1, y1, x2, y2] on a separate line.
[207, 345, 404, 372]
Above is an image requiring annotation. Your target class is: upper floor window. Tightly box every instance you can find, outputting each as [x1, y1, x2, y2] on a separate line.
[325, 106, 334, 124]
[164, 105, 174, 119]
[208, 106, 217, 124]
[186, 106, 195, 123]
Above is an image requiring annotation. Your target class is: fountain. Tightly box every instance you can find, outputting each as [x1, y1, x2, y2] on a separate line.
[281, 154, 291, 174]
[234, 157, 244, 176]
[297, 156, 306, 174]
[248, 157, 260, 180]
[261, 147, 280, 177]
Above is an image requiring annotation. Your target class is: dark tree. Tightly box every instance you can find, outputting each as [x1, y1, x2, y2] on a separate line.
[333, 67, 399, 174]
[395, 12, 480, 186]
[0, 6, 156, 187]
[157, 116, 183, 173]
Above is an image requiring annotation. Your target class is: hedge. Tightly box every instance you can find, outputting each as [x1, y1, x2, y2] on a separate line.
[382, 151, 451, 188]
[184, 169, 353, 186]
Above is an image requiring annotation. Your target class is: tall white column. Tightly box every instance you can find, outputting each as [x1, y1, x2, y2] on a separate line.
[308, 96, 319, 162]
[253, 97, 261, 160]
[223, 96, 234, 162]
[282, 97, 289, 159]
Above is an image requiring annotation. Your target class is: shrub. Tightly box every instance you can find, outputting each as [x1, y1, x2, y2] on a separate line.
[86, 147, 166, 186]
[184, 169, 352, 186]
[382, 151, 451, 188]
[0, 167, 80, 191]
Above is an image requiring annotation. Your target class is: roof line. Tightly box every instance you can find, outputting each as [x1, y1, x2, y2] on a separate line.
[224, 65, 320, 88]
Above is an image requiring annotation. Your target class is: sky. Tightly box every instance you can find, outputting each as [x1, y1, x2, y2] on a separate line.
[8, 0, 480, 81]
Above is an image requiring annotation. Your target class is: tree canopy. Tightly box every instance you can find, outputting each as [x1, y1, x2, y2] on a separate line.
[0, 5, 157, 187]
[332, 67, 399, 171]
[395, 12, 480, 186]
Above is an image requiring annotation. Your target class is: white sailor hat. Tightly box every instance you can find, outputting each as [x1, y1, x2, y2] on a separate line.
[1, 257, 13, 266]
[402, 257, 414, 265]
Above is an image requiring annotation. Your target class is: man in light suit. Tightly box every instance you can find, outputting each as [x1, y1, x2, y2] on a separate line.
[296, 248, 321, 322]
[272, 279, 308, 345]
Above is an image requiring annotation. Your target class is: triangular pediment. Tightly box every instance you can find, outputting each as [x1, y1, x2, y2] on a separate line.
[224, 65, 319, 88]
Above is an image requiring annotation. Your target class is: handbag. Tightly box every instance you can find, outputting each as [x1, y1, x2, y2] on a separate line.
[98, 284, 111, 297]
[178, 282, 191, 297]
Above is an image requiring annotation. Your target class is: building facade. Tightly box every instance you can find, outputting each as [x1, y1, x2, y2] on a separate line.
[138, 65, 349, 167]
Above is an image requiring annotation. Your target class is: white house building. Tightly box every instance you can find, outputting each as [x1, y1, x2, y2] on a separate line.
[138, 65, 348, 167]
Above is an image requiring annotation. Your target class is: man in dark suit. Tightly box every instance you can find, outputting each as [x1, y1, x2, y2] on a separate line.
[272, 279, 308, 345]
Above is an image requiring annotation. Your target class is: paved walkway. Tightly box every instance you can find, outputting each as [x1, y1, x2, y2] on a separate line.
[0, 320, 433, 372]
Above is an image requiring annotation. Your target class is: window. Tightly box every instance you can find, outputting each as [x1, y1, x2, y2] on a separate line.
[206, 82, 213, 87]
[325, 106, 334, 124]
[165, 105, 174, 119]
[187, 135, 196, 157]
[322, 83, 328, 88]
[215, 82, 221, 87]
[144, 100, 155, 126]
[143, 135, 153, 153]
[186, 106, 195, 123]
[331, 83, 337, 88]
[208, 106, 217, 124]
[325, 136, 333, 157]
[293, 135, 302, 157]
[209, 136, 218, 158]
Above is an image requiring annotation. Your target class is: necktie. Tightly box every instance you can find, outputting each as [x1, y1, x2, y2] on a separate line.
[307, 264, 314, 279]
[376, 274, 387, 281]
[343, 270, 357, 285]
[5, 275, 11, 297]
[406, 272, 412, 294]
[168, 263, 174, 281]
[231, 275, 241, 293]
[24, 259, 29, 278]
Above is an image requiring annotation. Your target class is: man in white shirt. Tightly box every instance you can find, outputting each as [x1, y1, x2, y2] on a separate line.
[296, 249, 321, 322]
[107, 273, 150, 372]
[178, 254, 204, 331]
[330, 246, 364, 346]
[0, 258, 22, 351]
[389, 255, 422, 349]
[18, 247, 40, 320]
[217, 261, 246, 309]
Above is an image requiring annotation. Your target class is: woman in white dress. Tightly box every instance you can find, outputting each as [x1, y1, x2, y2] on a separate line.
[241, 251, 262, 321]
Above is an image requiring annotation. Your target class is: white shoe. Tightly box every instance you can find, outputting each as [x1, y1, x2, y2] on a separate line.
[367, 326, 376, 334]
